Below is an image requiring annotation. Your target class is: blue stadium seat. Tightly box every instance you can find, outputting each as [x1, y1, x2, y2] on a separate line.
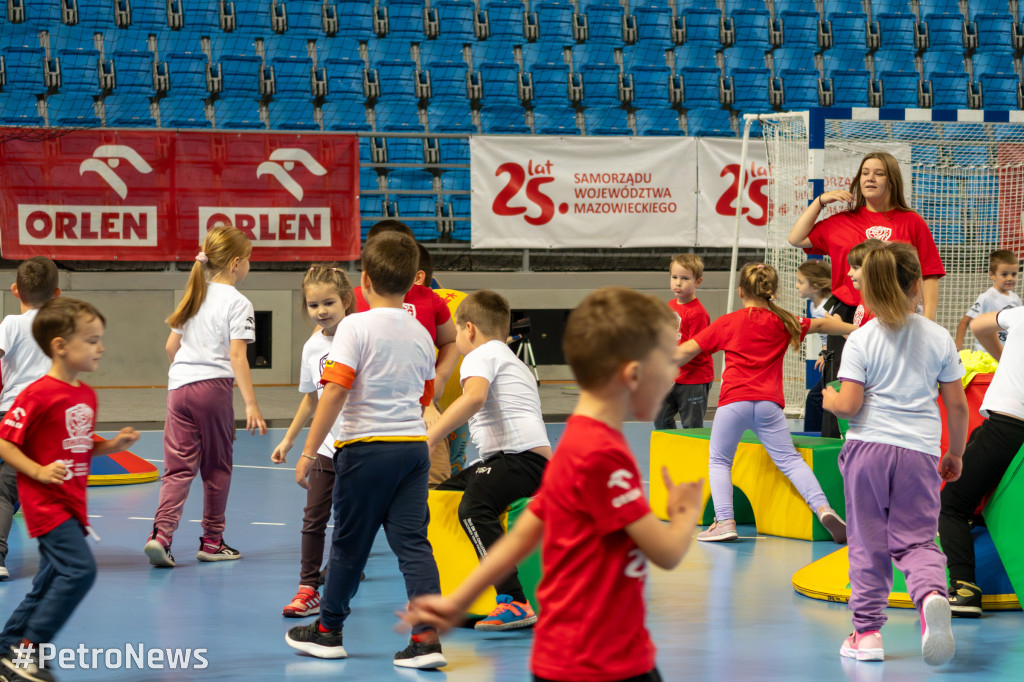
[731, 8, 772, 50]
[721, 44, 768, 74]
[439, 137, 470, 167]
[923, 13, 968, 50]
[875, 12, 918, 51]
[571, 42, 617, 71]
[104, 28, 153, 57]
[102, 92, 156, 127]
[440, 168, 470, 190]
[214, 94, 264, 128]
[269, 55, 318, 96]
[631, 65, 675, 107]
[824, 68, 871, 107]
[583, 106, 631, 135]
[772, 0, 816, 15]
[362, 167, 382, 192]
[965, 0, 1013, 18]
[479, 103, 530, 132]
[55, 47, 104, 94]
[231, 3, 273, 34]
[268, 96, 319, 130]
[686, 107, 733, 136]
[532, 105, 581, 135]
[436, 0, 479, 41]
[534, 1, 578, 42]
[977, 73, 1021, 110]
[278, 0, 327, 36]
[680, 7, 722, 46]
[679, 66, 723, 107]
[778, 10, 820, 48]
[870, 0, 912, 16]
[918, 1, 963, 18]
[483, 1, 528, 39]
[825, 12, 869, 63]
[321, 98, 371, 130]
[0, 92, 44, 125]
[972, 12, 1016, 53]
[922, 48, 966, 78]
[332, 0, 378, 39]
[373, 59, 421, 98]
[730, 68, 772, 109]
[426, 100, 475, 131]
[949, 145, 990, 165]
[366, 37, 414, 66]
[392, 195, 441, 240]
[671, 42, 716, 71]
[621, 42, 671, 72]
[778, 68, 823, 108]
[823, 50, 868, 76]
[418, 39, 468, 68]
[470, 36, 518, 66]
[384, 136, 427, 163]
[872, 48, 916, 77]
[771, 45, 817, 75]
[178, 0, 222, 35]
[424, 61, 471, 100]
[634, 107, 683, 135]
[373, 97, 424, 131]
[478, 61, 524, 103]
[160, 95, 211, 128]
[635, 4, 681, 45]
[163, 51, 211, 95]
[972, 51, 1016, 77]
[582, 3, 626, 44]
[217, 54, 263, 96]
[262, 34, 313, 62]
[46, 91, 101, 126]
[111, 49, 158, 93]
[0, 46, 47, 94]
[127, 0, 172, 29]
[360, 195, 387, 236]
[208, 33, 259, 62]
[928, 72, 971, 108]
[382, 0, 428, 39]
[387, 169, 436, 191]
[877, 71, 923, 107]
[445, 195, 471, 240]
[520, 42, 569, 72]
[529, 62, 574, 104]
[578, 62, 623, 105]
[911, 144, 941, 165]
[22, 0, 64, 30]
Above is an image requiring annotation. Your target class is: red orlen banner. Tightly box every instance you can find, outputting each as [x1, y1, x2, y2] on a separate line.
[0, 128, 359, 261]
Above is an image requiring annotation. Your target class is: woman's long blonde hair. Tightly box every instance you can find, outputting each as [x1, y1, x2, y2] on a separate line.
[860, 242, 922, 331]
[739, 262, 803, 349]
[167, 225, 252, 329]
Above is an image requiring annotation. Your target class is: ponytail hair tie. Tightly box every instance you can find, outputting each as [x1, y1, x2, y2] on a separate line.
[195, 252, 209, 264]
[756, 264, 765, 269]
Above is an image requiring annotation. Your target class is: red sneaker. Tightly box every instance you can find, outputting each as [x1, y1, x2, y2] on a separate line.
[283, 585, 321, 618]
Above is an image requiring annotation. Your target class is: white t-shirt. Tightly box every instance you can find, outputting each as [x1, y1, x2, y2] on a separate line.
[980, 306, 1024, 421]
[460, 340, 550, 460]
[299, 331, 339, 458]
[0, 308, 50, 412]
[838, 315, 965, 456]
[810, 298, 828, 349]
[167, 282, 255, 391]
[326, 308, 435, 444]
[965, 286, 1022, 350]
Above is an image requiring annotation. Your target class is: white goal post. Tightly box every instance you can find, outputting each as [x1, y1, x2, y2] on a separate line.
[733, 107, 1024, 415]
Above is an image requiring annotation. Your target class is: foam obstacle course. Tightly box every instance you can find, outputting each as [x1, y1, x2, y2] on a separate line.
[427, 490, 541, 619]
[87, 434, 159, 486]
[649, 428, 844, 541]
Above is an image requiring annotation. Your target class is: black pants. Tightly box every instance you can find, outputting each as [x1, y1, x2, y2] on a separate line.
[939, 412, 1024, 585]
[654, 382, 711, 430]
[803, 376, 824, 433]
[821, 299, 857, 439]
[535, 668, 662, 682]
[436, 450, 548, 603]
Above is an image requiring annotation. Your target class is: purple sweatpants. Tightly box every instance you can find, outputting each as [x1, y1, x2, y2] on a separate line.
[708, 400, 829, 520]
[840, 439, 948, 632]
[154, 377, 236, 544]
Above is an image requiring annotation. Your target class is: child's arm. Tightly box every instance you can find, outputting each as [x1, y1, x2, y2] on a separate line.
[272, 392, 318, 464]
[0, 439, 67, 484]
[433, 318, 459, 394]
[970, 312, 1004, 361]
[299, 382, 349, 489]
[921, 276, 939, 322]
[400, 510, 544, 633]
[807, 313, 858, 336]
[937, 379, 969, 482]
[426, 377, 489, 448]
[955, 315, 971, 350]
[165, 331, 182, 364]
[822, 381, 864, 420]
[624, 468, 703, 570]
[674, 339, 705, 367]
[92, 428, 140, 456]
[229, 338, 267, 436]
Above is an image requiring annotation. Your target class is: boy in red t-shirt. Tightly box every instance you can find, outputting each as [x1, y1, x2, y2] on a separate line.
[655, 254, 713, 430]
[400, 287, 704, 682]
[0, 298, 139, 681]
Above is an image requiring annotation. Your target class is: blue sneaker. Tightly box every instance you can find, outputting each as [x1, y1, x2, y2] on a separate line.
[474, 594, 538, 631]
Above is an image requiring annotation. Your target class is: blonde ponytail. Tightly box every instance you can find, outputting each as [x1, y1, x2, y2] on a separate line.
[167, 224, 252, 329]
[860, 242, 921, 330]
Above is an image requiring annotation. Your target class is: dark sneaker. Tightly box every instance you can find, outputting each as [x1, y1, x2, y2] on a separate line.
[949, 580, 982, 618]
[1, 641, 58, 681]
[393, 636, 447, 669]
[144, 527, 175, 568]
[475, 595, 538, 631]
[196, 538, 241, 562]
[285, 619, 347, 659]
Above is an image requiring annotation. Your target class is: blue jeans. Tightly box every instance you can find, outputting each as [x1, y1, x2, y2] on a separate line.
[1, 518, 96, 647]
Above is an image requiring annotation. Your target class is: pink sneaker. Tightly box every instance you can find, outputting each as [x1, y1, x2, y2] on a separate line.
[921, 592, 955, 666]
[697, 519, 738, 542]
[839, 630, 883, 661]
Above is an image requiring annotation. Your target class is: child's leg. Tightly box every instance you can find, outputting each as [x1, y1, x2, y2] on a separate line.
[427, 437, 452, 489]
[0, 519, 95, 647]
[153, 387, 206, 541]
[188, 379, 236, 544]
[654, 384, 685, 429]
[677, 382, 711, 429]
[888, 448, 948, 608]
[0, 462, 17, 566]
[803, 377, 824, 433]
[300, 456, 336, 586]
[707, 402, 753, 520]
[456, 452, 547, 601]
[753, 401, 829, 511]
[939, 414, 1024, 586]
[840, 441, 896, 632]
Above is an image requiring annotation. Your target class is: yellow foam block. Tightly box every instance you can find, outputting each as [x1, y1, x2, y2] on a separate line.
[427, 489, 505, 618]
[651, 430, 835, 541]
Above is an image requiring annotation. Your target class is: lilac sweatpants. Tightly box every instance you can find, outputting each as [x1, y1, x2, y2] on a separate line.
[840, 439, 948, 632]
[708, 400, 829, 521]
[154, 377, 235, 544]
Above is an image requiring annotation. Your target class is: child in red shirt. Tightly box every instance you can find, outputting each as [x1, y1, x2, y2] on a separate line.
[401, 287, 705, 682]
[0, 298, 139, 681]
[655, 254, 713, 430]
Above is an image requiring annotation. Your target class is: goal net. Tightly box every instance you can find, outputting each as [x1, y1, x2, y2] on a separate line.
[755, 109, 1024, 415]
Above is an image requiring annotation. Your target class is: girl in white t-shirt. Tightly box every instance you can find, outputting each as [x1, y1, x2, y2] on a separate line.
[797, 259, 832, 432]
[823, 241, 968, 666]
[271, 264, 354, 618]
[144, 225, 267, 568]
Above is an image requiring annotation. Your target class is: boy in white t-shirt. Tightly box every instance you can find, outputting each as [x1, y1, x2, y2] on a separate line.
[427, 290, 552, 632]
[955, 250, 1021, 351]
[0, 257, 60, 581]
[285, 232, 447, 671]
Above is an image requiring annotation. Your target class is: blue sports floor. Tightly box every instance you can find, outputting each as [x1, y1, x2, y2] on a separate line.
[1, 423, 1023, 681]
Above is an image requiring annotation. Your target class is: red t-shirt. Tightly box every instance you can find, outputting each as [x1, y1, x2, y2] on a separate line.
[669, 298, 714, 385]
[854, 304, 874, 327]
[806, 207, 946, 307]
[694, 308, 811, 407]
[353, 284, 451, 345]
[0, 376, 96, 538]
[529, 415, 655, 682]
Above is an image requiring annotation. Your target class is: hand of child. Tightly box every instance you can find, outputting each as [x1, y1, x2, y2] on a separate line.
[396, 595, 463, 635]
[246, 405, 267, 436]
[822, 385, 839, 411]
[295, 456, 314, 489]
[109, 427, 141, 451]
[661, 466, 703, 522]
[814, 355, 825, 372]
[36, 460, 68, 485]
[939, 452, 963, 482]
[271, 440, 291, 464]
[423, 403, 441, 429]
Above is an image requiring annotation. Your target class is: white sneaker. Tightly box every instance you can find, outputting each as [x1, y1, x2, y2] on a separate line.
[921, 592, 955, 666]
[0, 565, 8, 581]
[816, 506, 847, 544]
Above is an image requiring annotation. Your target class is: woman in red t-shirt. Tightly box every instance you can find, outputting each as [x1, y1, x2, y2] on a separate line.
[787, 151, 945, 437]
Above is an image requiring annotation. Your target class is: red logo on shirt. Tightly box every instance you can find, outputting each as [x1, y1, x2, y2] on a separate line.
[403, 303, 417, 318]
[865, 226, 892, 241]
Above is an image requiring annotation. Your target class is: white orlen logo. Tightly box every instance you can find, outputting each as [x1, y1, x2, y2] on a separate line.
[3, 407, 27, 430]
[865, 225, 892, 241]
[62, 403, 95, 454]
[607, 469, 634, 490]
[256, 148, 327, 201]
[79, 145, 154, 199]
